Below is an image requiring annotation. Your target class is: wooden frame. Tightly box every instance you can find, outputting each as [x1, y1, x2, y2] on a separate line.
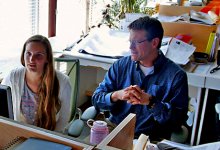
[0, 117, 93, 150]
[96, 113, 136, 150]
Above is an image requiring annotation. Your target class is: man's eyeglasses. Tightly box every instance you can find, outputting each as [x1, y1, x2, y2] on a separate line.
[129, 39, 149, 47]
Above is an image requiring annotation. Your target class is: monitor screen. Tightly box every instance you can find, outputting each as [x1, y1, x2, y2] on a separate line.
[0, 84, 13, 119]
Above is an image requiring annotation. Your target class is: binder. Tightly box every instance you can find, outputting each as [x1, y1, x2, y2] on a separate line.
[14, 137, 72, 150]
[205, 32, 216, 56]
[2, 137, 26, 150]
[209, 35, 218, 62]
[2, 137, 72, 150]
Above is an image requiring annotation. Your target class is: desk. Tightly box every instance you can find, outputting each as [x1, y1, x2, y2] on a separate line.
[0, 113, 136, 150]
[196, 61, 220, 145]
[50, 29, 213, 146]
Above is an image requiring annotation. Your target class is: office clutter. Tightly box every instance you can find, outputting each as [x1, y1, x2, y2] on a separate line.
[158, 5, 219, 63]
[200, 0, 220, 18]
[118, 5, 219, 65]
[190, 10, 218, 25]
[133, 134, 150, 150]
[157, 139, 220, 150]
[133, 133, 220, 150]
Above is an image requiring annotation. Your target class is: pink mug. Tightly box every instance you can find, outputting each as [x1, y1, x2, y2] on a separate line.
[87, 119, 109, 145]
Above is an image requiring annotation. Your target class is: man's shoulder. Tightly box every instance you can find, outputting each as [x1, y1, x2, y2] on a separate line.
[114, 56, 132, 65]
[166, 59, 186, 74]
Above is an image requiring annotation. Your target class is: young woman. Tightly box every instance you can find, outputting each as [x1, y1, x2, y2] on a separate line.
[2, 35, 72, 131]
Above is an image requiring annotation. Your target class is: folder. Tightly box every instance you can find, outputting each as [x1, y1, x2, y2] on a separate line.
[205, 32, 216, 56]
[14, 137, 72, 150]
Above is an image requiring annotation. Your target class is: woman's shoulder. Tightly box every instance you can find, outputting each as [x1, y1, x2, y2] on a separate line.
[6, 67, 25, 77]
[1, 67, 25, 85]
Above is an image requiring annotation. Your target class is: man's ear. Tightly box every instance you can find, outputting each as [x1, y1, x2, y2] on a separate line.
[151, 38, 160, 48]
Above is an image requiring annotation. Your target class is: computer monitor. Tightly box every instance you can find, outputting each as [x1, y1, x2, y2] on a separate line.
[0, 84, 14, 119]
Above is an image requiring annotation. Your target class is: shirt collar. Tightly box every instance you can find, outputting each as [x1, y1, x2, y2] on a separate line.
[135, 50, 167, 73]
[153, 50, 167, 73]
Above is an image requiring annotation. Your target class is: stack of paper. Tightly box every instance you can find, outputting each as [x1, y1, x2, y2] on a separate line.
[190, 10, 216, 25]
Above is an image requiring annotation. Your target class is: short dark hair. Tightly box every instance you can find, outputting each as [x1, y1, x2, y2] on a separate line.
[128, 16, 164, 49]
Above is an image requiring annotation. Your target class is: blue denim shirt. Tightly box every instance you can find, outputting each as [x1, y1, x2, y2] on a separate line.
[92, 51, 188, 139]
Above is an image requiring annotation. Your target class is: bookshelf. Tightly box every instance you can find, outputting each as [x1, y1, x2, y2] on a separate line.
[159, 5, 217, 53]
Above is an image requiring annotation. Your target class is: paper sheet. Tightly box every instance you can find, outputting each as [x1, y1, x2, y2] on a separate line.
[74, 28, 130, 57]
[161, 36, 172, 55]
[157, 15, 183, 22]
[166, 38, 196, 65]
[159, 140, 220, 150]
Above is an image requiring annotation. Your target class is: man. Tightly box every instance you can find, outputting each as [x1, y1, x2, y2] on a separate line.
[92, 16, 188, 140]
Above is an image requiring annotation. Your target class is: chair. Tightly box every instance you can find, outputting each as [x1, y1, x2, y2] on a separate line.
[54, 55, 82, 132]
[55, 55, 101, 138]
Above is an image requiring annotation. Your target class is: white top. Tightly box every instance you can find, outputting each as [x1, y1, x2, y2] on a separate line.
[139, 64, 154, 76]
[1, 67, 72, 132]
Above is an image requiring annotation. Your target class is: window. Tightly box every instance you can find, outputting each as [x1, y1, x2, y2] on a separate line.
[56, 0, 87, 45]
[0, 0, 48, 78]
[0, 0, 87, 79]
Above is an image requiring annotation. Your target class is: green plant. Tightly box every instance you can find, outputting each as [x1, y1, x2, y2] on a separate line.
[91, 0, 147, 29]
[100, 1, 121, 28]
[119, 0, 146, 13]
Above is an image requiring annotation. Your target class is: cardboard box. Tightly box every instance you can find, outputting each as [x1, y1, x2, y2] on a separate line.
[159, 5, 217, 52]
[159, 5, 202, 16]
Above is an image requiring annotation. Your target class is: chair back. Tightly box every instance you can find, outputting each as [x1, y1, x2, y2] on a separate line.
[54, 56, 80, 122]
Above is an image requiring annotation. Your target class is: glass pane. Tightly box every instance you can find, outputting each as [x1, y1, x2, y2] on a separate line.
[56, 0, 86, 45]
[0, 0, 48, 78]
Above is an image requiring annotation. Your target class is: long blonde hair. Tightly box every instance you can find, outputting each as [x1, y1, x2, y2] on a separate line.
[21, 35, 61, 130]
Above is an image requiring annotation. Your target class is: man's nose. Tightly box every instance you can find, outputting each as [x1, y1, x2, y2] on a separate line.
[130, 42, 135, 49]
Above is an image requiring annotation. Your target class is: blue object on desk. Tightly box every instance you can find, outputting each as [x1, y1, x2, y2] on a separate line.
[15, 137, 72, 150]
[68, 119, 84, 137]
[78, 49, 123, 59]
